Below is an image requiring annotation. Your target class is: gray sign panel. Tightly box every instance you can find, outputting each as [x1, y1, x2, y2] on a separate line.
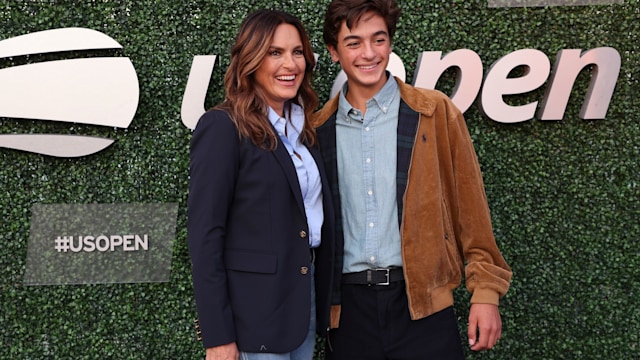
[488, 0, 623, 7]
[23, 203, 178, 285]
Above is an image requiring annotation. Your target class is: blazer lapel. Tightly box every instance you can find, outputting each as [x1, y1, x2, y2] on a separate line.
[271, 136, 306, 215]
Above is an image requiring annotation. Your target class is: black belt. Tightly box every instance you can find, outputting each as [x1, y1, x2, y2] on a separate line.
[342, 268, 404, 286]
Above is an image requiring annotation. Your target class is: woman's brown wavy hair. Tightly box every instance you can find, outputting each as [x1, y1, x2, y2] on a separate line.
[216, 9, 319, 150]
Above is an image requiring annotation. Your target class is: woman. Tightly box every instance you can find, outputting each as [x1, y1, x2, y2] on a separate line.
[188, 9, 334, 360]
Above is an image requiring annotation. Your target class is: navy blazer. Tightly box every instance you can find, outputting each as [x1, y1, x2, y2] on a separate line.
[188, 109, 335, 352]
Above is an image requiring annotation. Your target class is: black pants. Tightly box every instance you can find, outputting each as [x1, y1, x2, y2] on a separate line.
[326, 281, 465, 360]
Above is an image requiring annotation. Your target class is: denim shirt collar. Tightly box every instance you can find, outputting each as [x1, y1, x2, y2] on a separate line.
[338, 71, 398, 118]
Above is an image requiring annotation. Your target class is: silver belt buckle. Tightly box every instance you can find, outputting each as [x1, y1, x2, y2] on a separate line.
[374, 268, 390, 285]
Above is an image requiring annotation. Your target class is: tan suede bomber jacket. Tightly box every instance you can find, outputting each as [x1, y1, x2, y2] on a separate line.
[313, 78, 512, 328]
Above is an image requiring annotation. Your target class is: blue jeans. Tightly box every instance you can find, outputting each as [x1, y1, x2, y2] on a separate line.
[240, 265, 316, 360]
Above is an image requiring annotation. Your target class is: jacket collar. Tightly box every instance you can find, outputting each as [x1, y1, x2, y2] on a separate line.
[312, 76, 438, 128]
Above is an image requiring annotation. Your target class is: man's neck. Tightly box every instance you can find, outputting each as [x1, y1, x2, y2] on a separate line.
[345, 84, 383, 114]
[344, 74, 390, 113]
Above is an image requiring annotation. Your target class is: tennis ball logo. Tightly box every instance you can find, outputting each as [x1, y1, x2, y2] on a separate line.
[0, 28, 139, 157]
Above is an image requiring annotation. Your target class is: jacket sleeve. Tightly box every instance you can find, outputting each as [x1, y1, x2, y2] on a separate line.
[445, 101, 512, 305]
[188, 110, 239, 348]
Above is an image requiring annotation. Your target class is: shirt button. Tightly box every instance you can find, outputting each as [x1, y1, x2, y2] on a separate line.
[369, 222, 374, 228]
[365, 126, 370, 131]
[367, 190, 373, 196]
[366, 158, 371, 163]
[300, 267, 309, 275]
[370, 256, 376, 262]
[299, 231, 307, 238]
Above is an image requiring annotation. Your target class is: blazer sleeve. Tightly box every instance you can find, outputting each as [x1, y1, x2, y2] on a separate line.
[188, 110, 239, 348]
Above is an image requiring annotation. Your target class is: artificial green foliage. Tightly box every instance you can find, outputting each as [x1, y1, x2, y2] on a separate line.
[1, 0, 638, 358]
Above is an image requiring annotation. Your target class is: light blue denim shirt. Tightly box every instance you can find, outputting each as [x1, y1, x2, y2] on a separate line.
[268, 104, 323, 248]
[336, 75, 403, 273]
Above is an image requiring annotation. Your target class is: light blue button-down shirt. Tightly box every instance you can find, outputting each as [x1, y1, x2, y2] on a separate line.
[336, 75, 403, 273]
[268, 104, 323, 248]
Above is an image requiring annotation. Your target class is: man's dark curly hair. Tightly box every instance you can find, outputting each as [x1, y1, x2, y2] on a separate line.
[323, 0, 401, 48]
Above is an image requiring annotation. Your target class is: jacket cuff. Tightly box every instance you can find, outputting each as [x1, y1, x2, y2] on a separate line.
[470, 288, 501, 306]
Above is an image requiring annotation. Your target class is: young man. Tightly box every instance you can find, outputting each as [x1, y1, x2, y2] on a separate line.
[313, 0, 512, 359]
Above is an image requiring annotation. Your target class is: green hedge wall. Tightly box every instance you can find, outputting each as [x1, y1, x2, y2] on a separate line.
[1, 0, 638, 358]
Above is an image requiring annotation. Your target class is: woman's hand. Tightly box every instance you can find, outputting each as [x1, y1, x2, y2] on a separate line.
[205, 342, 239, 360]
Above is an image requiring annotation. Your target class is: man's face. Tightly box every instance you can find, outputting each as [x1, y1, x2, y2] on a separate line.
[328, 11, 392, 97]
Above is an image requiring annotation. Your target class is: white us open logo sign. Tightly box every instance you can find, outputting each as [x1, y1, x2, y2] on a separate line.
[0, 28, 622, 158]
[0, 28, 139, 157]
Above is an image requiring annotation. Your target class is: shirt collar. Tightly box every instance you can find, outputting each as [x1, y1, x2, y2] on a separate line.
[338, 71, 398, 117]
[268, 102, 304, 136]
[370, 72, 398, 113]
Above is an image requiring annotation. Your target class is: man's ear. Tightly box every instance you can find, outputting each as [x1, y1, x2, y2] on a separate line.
[327, 45, 340, 63]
